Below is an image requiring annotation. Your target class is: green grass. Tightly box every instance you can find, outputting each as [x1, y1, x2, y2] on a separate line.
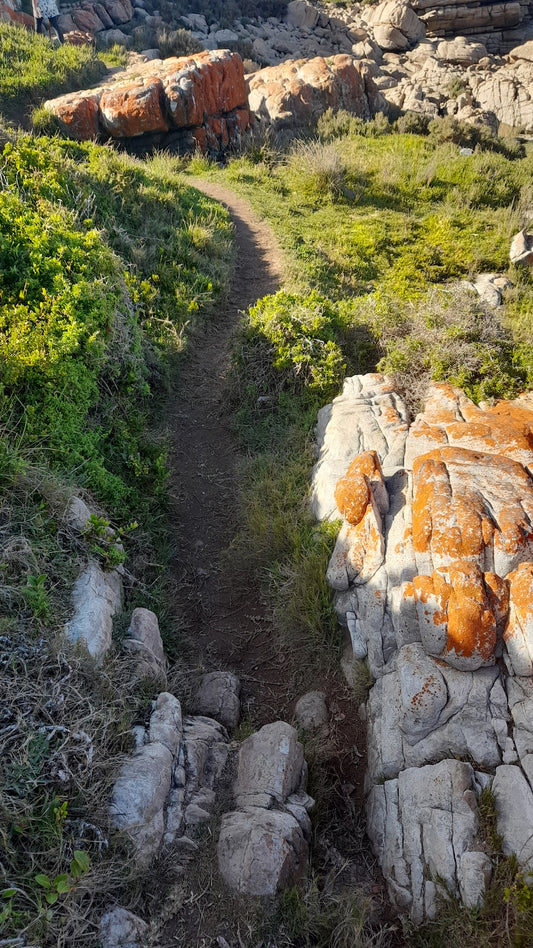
[0, 135, 232, 514]
[184, 114, 533, 408]
[0, 126, 233, 945]
[0, 23, 108, 122]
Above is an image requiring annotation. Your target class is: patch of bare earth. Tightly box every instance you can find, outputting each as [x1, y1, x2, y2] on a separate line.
[158, 183, 389, 945]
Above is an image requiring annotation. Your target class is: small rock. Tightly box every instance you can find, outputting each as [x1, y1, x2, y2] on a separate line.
[214, 28, 239, 43]
[294, 691, 328, 730]
[124, 607, 166, 682]
[65, 561, 123, 660]
[66, 495, 92, 532]
[100, 906, 148, 948]
[510, 229, 533, 268]
[99, 28, 132, 47]
[192, 671, 241, 730]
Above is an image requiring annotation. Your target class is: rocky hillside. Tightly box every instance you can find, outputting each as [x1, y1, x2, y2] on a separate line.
[36, 0, 533, 155]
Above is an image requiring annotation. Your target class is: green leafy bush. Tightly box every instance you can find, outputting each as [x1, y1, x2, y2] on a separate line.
[245, 290, 346, 398]
[0, 135, 232, 513]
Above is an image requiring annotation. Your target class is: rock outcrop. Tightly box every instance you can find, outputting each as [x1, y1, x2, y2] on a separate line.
[218, 722, 314, 895]
[38, 0, 533, 139]
[110, 692, 229, 864]
[44, 50, 251, 154]
[312, 375, 533, 920]
[247, 54, 379, 128]
[56, 0, 133, 37]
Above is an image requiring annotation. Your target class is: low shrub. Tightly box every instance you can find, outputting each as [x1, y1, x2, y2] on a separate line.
[155, 26, 203, 58]
[317, 109, 392, 143]
[288, 139, 349, 202]
[429, 114, 525, 160]
[277, 877, 393, 948]
[394, 110, 430, 136]
[242, 290, 346, 399]
[373, 284, 522, 413]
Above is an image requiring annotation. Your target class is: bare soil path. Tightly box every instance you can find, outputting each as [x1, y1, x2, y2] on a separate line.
[159, 179, 387, 946]
[165, 180, 288, 723]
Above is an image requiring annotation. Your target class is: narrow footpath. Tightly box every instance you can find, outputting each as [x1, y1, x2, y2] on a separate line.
[161, 182, 382, 945]
[165, 181, 289, 722]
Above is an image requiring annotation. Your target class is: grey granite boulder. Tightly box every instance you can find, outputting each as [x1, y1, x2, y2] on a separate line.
[100, 906, 149, 948]
[124, 607, 166, 683]
[110, 694, 229, 865]
[218, 721, 313, 895]
[294, 691, 328, 731]
[234, 721, 305, 809]
[218, 807, 308, 895]
[310, 374, 408, 522]
[110, 693, 181, 864]
[192, 671, 241, 730]
[65, 561, 123, 660]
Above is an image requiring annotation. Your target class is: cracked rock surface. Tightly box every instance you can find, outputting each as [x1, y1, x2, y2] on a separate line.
[312, 374, 533, 920]
[218, 722, 314, 895]
[110, 692, 229, 865]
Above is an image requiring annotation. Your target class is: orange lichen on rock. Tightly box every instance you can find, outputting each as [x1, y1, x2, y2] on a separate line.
[408, 383, 533, 469]
[326, 502, 385, 590]
[504, 562, 533, 675]
[44, 89, 102, 139]
[43, 50, 250, 149]
[247, 55, 372, 129]
[412, 446, 533, 575]
[334, 450, 388, 525]
[160, 50, 247, 127]
[99, 78, 169, 137]
[412, 562, 508, 670]
[327, 450, 390, 590]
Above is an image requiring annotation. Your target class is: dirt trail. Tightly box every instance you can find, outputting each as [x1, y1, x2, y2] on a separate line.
[160, 180, 383, 944]
[166, 180, 288, 722]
